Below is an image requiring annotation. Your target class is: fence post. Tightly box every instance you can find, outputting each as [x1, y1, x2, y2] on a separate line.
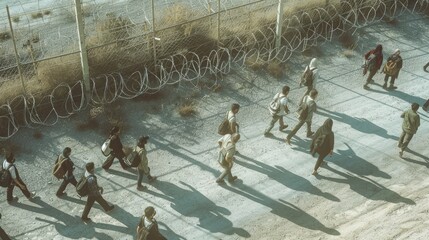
[74, 0, 91, 104]
[151, 0, 157, 66]
[275, 0, 284, 51]
[217, 0, 221, 47]
[6, 5, 27, 96]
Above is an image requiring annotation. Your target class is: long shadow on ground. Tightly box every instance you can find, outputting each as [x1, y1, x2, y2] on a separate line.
[318, 165, 415, 205]
[147, 180, 250, 238]
[221, 182, 340, 235]
[330, 143, 391, 179]
[235, 154, 340, 202]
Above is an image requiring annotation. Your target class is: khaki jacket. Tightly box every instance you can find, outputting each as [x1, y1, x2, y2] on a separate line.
[401, 109, 420, 134]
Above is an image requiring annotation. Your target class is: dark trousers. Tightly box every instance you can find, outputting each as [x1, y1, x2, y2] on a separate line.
[82, 195, 111, 218]
[56, 176, 77, 195]
[384, 74, 396, 85]
[314, 153, 328, 172]
[398, 131, 414, 152]
[7, 176, 30, 201]
[137, 168, 152, 186]
[365, 68, 378, 84]
[102, 153, 128, 169]
[287, 120, 312, 140]
[0, 227, 11, 240]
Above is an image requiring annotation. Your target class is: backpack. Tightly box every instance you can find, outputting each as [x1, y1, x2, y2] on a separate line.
[300, 66, 315, 87]
[383, 59, 399, 76]
[269, 93, 286, 115]
[52, 155, 67, 180]
[76, 175, 89, 197]
[136, 217, 151, 240]
[101, 138, 112, 156]
[218, 111, 232, 135]
[0, 164, 13, 188]
[127, 147, 142, 167]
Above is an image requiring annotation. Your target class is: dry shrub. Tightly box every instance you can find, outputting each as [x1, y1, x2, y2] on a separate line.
[82, 4, 95, 17]
[33, 130, 43, 139]
[0, 31, 11, 41]
[245, 55, 266, 71]
[178, 101, 197, 117]
[266, 60, 284, 79]
[96, 13, 133, 45]
[12, 16, 20, 23]
[157, 4, 195, 28]
[36, 53, 82, 88]
[31, 12, 44, 19]
[43, 10, 51, 15]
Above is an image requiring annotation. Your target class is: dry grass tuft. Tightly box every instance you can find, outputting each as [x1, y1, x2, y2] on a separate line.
[0, 31, 11, 41]
[245, 55, 266, 71]
[178, 101, 197, 117]
[43, 10, 51, 15]
[96, 13, 133, 45]
[36, 53, 82, 88]
[31, 12, 44, 19]
[12, 16, 20, 23]
[266, 60, 284, 79]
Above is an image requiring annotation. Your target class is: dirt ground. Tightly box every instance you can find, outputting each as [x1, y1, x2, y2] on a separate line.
[1, 12, 429, 240]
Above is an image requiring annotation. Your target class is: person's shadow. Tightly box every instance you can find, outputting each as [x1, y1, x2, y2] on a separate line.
[318, 165, 415, 205]
[235, 154, 340, 202]
[401, 148, 429, 168]
[317, 107, 398, 140]
[332, 143, 391, 178]
[147, 180, 250, 238]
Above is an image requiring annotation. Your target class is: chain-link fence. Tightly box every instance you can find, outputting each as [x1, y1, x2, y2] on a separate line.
[1, 0, 429, 140]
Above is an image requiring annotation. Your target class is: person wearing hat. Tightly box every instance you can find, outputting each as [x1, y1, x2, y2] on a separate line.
[102, 126, 129, 170]
[382, 49, 403, 89]
[81, 162, 114, 222]
[2, 152, 36, 203]
[136, 206, 167, 240]
[135, 136, 157, 191]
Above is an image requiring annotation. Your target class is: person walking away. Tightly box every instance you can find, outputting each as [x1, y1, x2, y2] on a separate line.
[228, 103, 240, 134]
[81, 162, 114, 222]
[299, 58, 319, 103]
[216, 133, 240, 184]
[2, 153, 36, 204]
[382, 49, 403, 89]
[363, 44, 383, 90]
[56, 147, 77, 197]
[310, 118, 334, 175]
[135, 136, 157, 191]
[264, 86, 290, 136]
[286, 89, 318, 145]
[102, 126, 129, 170]
[398, 103, 420, 158]
[136, 206, 167, 240]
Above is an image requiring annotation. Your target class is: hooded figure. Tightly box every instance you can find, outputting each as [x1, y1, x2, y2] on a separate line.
[311, 118, 335, 175]
[363, 44, 384, 89]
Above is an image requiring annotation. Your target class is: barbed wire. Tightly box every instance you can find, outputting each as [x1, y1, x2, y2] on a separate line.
[0, 0, 428, 140]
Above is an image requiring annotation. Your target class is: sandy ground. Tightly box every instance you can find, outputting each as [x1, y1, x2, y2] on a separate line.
[1, 12, 429, 240]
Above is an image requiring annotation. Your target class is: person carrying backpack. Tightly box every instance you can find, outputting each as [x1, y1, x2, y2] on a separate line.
[363, 44, 383, 90]
[2, 153, 36, 204]
[55, 147, 77, 197]
[136, 206, 167, 240]
[102, 126, 129, 170]
[264, 86, 290, 136]
[310, 118, 335, 175]
[135, 136, 157, 191]
[81, 162, 114, 222]
[382, 49, 403, 90]
[216, 133, 240, 184]
[286, 89, 318, 145]
[299, 58, 319, 103]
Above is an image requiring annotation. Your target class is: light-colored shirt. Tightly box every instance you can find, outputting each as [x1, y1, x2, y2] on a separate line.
[2, 160, 16, 179]
[136, 146, 149, 174]
[218, 134, 236, 162]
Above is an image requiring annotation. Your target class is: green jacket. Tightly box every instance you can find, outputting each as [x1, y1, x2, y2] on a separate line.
[401, 109, 420, 134]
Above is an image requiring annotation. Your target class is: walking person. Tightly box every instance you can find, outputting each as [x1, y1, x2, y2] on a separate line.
[310, 118, 334, 175]
[102, 126, 129, 170]
[228, 103, 240, 134]
[382, 49, 403, 89]
[264, 86, 290, 136]
[136, 206, 167, 240]
[286, 89, 318, 145]
[135, 136, 157, 191]
[363, 44, 383, 90]
[299, 58, 319, 103]
[81, 162, 114, 222]
[2, 153, 36, 204]
[398, 103, 420, 158]
[55, 147, 77, 197]
[216, 133, 240, 184]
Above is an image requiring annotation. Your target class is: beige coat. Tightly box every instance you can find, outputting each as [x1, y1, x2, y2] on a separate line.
[135, 146, 149, 174]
